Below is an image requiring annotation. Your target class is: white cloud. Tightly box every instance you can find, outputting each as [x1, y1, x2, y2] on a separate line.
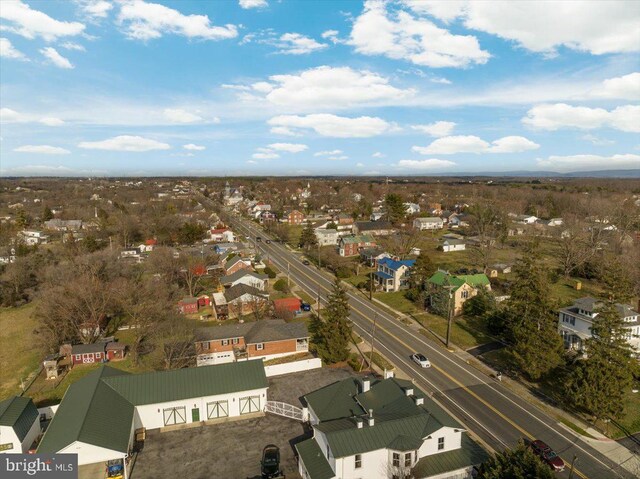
[269, 126, 301, 136]
[60, 41, 86, 51]
[251, 81, 273, 93]
[267, 143, 308, 153]
[581, 134, 614, 146]
[268, 114, 393, 138]
[397, 159, 456, 169]
[537, 154, 640, 171]
[589, 72, 640, 101]
[349, 0, 490, 68]
[239, 0, 268, 9]
[40, 47, 74, 69]
[321, 30, 341, 43]
[315, 150, 343, 156]
[183, 143, 205, 151]
[326, 155, 349, 161]
[0, 37, 27, 60]
[411, 121, 456, 137]
[39, 117, 65, 126]
[430, 76, 451, 85]
[246, 66, 413, 110]
[414, 135, 540, 154]
[14, 145, 70, 155]
[163, 108, 204, 123]
[117, 0, 238, 41]
[275, 33, 327, 55]
[77, 0, 113, 19]
[356, 162, 365, 167]
[78, 135, 170, 151]
[372, 152, 385, 158]
[0, 0, 85, 41]
[252, 151, 280, 160]
[523, 103, 640, 133]
[410, 1, 640, 56]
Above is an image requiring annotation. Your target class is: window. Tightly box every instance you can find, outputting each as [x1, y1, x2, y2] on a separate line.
[75, 355, 81, 360]
[256, 343, 264, 351]
[461, 290, 469, 299]
[221, 339, 229, 346]
[404, 452, 412, 467]
[202, 341, 210, 350]
[355, 454, 362, 469]
[438, 437, 445, 450]
[232, 338, 239, 345]
[392, 453, 400, 467]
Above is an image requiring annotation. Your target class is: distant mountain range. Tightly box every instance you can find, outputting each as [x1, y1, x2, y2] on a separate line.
[421, 169, 640, 178]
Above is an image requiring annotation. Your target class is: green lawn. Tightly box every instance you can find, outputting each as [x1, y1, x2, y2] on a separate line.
[548, 277, 605, 307]
[373, 291, 421, 315]
[613, 390, 640, 438]
[416, 313, 493, 350]
[0, 303, 42, 398]
[295, 290, 315, 305]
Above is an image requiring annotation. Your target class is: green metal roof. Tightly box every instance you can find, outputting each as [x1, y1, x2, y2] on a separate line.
[295, 438, 335, 479]
[412, 435, 489, 478]
[104, 359, 268, 405]
[38, 366, 134, 454]
[304, 377, 364, 422]
[428, 271, 490, 291]
[0, 396, 39, 442]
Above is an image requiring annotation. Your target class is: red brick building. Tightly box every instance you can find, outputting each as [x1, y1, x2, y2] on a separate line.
[194, 320, 309, 366]
[338, 234, 376, 257]
[286, 210, 305, 225]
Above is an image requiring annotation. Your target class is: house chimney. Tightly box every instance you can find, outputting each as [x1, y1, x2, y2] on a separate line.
[356, 417, 363, 429]
[362, 377, 370, 393]
[367, 409, 374, 427]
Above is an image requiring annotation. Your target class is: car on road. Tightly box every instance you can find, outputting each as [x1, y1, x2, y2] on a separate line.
[265, 239, 271, 244]
[411, 353, 431, 368]
[530, 439, 565, 472]
[261, 444, 282, 479]
[301, 302, 311, 312]
[256, 236, 262, 242]
[302, 259, 310, 265]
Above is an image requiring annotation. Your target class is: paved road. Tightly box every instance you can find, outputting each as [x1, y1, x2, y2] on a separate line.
[212, 203, 634, 479]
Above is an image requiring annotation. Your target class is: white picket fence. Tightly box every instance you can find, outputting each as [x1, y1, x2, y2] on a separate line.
[263, 357, 322, 377]
[264, 401, 307, 422]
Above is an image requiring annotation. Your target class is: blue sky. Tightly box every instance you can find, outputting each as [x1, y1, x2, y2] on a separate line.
[0, 0, 639, 176]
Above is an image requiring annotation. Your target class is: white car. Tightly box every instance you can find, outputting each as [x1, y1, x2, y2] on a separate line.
[411, 353, 431, 368]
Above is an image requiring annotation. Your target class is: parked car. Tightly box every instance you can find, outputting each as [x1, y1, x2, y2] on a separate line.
[261, 444, 282, 479]
[265, 239, 271, 244]
[256, 236, 262, 242]
[301, 302, 311, 312]
[530, 439, 565, 472]
[302, 259, 310, 265]
[411, 353, 431, 368]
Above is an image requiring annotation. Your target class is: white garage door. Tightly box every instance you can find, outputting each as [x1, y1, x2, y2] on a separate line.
[207, 400, 229, 419]
[239, 396, 260, 415]
[163, 406, 186, 426]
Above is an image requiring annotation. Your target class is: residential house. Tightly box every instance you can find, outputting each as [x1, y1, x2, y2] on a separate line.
[404, 202, 421, 215]
[353, 221, 395, 236]
[224, 256, 253, 275]
[177, 295, 210, 315]
[224, 284, 269, 318]
[334, 214, 354, 226]
[44, 219, 83, 231]
[19, 230, 49, 245]
[223, 181, 244, 206]
[545, 218, 564, 227]
[427, 271, 491, 316]
[338, 235, 376, 257]
[296, 375, 488, 479]
[448, 213, 471, 228]
[360, 248, 391, 267]
[211, 292, 229, 321]
[370, 211, 385, 222]
[375, 258, 415, 292]
[250, 203, 271, 219]
[259, 211, 277, 224]
[413, 217, 444, 231]
[37, 361, 269, 470]
[0, 396, 41, 454]
[106, 342, 127, 361]
[214, 242, 240, 255]
[558, 297, 640, 353]
[210, 228, 235, 243]
[220, 270, 268, 290]
[441, 239, 466, 252]
[514, 214, 538, 225]
[316, 228, 339, 246]
[283, 210, 306, 225]
[195, 320, 309, 366]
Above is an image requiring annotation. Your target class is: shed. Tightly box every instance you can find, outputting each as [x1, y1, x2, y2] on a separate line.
[273, 297, 302, 315]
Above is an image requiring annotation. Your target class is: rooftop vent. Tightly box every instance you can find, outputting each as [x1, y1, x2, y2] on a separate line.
[361, 377, 371, 393]
[404, 387, 414, 396]
[414, 396, 424, 406]
[367, 409, 375, 427]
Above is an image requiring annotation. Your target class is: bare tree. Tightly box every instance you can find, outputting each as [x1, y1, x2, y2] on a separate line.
[556, 217, 605, 277]
[380, 227, 420, 259]
[158, 319, 196, 370]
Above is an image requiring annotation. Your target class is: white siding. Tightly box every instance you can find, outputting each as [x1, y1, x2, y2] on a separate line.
[0, 416, 40, 454]
[59, 441, 126, 466]
[418, 427, 462, 457]
[335, 448, 388, 479]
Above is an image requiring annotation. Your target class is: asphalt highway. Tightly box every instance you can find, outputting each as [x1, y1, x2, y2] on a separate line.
[215, 205, 635, 479]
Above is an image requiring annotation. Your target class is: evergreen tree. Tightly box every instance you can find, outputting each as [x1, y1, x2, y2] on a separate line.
[313, 279, 352, 363]
[15, 209, 30, 228]
[384, 193, 406, 225]
[503, 250, 564, 380]
[476, 441, 554, 479]
[299, 221, 318, 250]
[411, 251, 436, 289]
[566, 260, 637, 421]
[42, 206, 54, 221]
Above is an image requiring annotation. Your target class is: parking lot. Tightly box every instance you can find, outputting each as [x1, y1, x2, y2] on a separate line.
[132, 366, 357, 479]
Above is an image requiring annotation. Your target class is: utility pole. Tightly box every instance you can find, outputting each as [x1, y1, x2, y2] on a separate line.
[318, 243, 321, 268]
[445, 283, 454, 349]
[568, 455, 577, 479]
[316, 290, 321, 315]
[287, 262, 290, 287]
[369, 270, 374, 300]
[368, 313, 378, 372]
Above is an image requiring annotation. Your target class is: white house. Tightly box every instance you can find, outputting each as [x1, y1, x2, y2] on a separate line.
[413, 217, 444, 231]
[515, 214, 538, 224]
[38, 361, 269, 476]
[220, 270, 269, 291]
[209, 228, 236, 243]
[0, 396, 41, 454]
[19, 230, 49, 245]
[441, 239, 466, 252]
[374, 258, 415, 292]
[558, 297, 640, 353]
[296, 375, 488, 479]
[404, 203, 421, 215]
[315, 228, 339, 246]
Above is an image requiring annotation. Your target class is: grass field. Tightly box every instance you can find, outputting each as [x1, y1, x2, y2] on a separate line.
[0, 304, 42, 398]
[417, 313, 493, 350]
[373, 291, 420, 315]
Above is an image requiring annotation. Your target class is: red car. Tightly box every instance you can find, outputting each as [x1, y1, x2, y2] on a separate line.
[530, 439, 565, 472]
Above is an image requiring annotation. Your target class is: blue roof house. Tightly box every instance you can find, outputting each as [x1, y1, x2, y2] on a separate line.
[375, 258, 415, 292]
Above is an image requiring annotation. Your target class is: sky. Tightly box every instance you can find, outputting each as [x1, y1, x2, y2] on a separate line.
[0, 0, 639, 177]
